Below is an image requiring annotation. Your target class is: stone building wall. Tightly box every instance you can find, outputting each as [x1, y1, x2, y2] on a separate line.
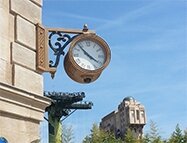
[0, 0, 50, 142]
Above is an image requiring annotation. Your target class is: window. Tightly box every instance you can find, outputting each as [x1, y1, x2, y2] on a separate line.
[131, 110, 135, 118]
[136, 110, 140, 120]
[141, 110, 144, 118]
[130, 110, 135, 122]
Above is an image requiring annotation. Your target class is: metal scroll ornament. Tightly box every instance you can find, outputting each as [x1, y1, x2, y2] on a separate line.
[48, 32, 77, 68]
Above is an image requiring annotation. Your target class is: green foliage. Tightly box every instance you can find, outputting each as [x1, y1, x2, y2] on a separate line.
[82, 123, 123, 143]
[82, 136, 91, 143]
[184, 129, 187, 143]
[142, 133, 151, 143]
[149, 120, 163, 143]
[62, 124, 74, 143]
[82, 122, 187, 143]
[144, 120, 163, 143]
[124, 128, 136, 143]
[168, 124, 185, 143]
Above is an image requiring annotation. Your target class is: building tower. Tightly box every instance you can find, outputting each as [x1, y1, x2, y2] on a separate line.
[100, 96, 146, 139]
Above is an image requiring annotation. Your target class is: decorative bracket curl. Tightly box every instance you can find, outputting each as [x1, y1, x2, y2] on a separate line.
[48, 32, 77, 68]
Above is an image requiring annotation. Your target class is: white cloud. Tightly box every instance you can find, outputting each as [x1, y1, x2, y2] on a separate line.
[95, 1, 161, 31]
[47, 11, 111, 23]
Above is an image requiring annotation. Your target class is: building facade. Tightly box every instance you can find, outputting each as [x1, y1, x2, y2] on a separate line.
[100, 97, 146, 139]
[0, 0, 51, 142]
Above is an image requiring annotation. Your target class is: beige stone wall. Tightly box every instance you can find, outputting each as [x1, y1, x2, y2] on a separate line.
[0, 0, 50, 142]
[0, 0, 43, 94]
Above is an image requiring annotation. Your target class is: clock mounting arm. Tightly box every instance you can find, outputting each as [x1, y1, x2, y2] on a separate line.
[36, 24, 95, 78]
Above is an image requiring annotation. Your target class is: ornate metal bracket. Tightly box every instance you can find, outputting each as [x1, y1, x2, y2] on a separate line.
[48, 32, 76, 68]
[36, 24, 95, 78]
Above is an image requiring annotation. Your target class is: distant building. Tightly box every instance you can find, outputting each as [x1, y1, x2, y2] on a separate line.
[100, 96, 146, 139]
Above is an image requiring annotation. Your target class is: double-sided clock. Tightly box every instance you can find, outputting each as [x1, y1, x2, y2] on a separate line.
[64, 33, 111, 83]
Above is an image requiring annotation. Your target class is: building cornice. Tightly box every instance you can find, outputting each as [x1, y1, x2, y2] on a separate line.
[0, 82, 51, 121]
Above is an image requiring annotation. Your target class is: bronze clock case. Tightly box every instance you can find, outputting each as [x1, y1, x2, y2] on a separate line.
[64, 33, 111, 83]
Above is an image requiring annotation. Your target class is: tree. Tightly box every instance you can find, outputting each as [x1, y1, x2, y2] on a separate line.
[124, 128, 136, 143]
[82, 136, 91, 143]
[82, 123, 123, 143]
[168, 124, 184, 143]
[184, 129, 187, 143]
[62, 124, 74, 143]
[145, 120, 163, 143]
[90, 123, 104, 143]
[142, 133, 151, 143]
[82, 123, 105, 143]
[103, 132, 122, 143]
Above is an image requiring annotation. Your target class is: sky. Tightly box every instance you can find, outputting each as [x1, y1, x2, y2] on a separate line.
[40, 0, 187, 142]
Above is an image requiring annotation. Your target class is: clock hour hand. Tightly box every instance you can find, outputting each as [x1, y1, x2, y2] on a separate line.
[78, 44, 99, 63]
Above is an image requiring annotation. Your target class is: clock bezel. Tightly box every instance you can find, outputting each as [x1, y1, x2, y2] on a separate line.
[68, 34, 111, 73]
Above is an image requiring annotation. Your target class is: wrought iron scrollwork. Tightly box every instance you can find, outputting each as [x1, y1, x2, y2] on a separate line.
[48, 32, 77, 68]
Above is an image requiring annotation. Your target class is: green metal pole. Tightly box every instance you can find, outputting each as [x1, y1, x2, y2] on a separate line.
[48, 108, 62, 143]
[45, 91, 93, 143]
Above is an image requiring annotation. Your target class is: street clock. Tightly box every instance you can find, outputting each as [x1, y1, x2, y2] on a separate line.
[64, 33, 111, 83]
[36, 24, 111, 83]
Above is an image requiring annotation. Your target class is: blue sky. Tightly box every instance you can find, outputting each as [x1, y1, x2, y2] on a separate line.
[40, 0, 187, 142]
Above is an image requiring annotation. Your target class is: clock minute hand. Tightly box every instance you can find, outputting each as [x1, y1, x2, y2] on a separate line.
[78, 44, 99, 63]
[88, 54, 99, 63]
[78, 44, 91, 58]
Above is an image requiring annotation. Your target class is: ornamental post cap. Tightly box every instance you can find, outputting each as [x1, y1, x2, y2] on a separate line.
[83, 24, 88, 32]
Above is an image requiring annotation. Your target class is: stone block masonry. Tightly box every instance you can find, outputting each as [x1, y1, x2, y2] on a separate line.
[13, 64, 43, 95]
[0, 0, 11, 62]
[16, 15, 36, 50]
[0, 59, 12, 85]
[0, 0, 51, 142]
[31, 0, 43, 7]
[12, 42, 36, 70]
[10, 0, 41, 24]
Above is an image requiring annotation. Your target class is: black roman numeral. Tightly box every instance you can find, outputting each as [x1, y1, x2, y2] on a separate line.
[86, 41, 90, 47]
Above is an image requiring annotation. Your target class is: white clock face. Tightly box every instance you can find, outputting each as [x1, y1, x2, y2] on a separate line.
[72, 40, 106, 70]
